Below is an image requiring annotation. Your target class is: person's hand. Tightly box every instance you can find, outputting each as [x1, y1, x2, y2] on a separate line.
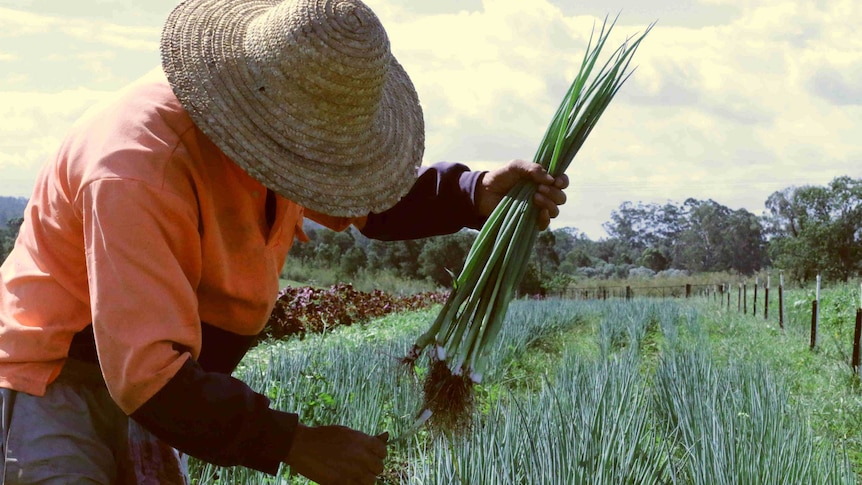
[476, 159, 569, 230]
[285, 423, 388, 485]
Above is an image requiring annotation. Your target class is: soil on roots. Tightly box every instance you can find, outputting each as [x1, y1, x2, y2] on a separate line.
[421, 358, 475, 435]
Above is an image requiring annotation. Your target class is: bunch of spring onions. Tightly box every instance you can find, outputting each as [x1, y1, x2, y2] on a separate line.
[401, 16, 653, 433]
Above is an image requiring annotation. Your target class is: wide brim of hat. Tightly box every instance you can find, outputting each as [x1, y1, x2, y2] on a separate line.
[160, 0, 424, 217]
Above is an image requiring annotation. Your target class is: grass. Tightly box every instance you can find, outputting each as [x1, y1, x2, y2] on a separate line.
[279, 278, 306, 289]
[189, 288, 862, 484]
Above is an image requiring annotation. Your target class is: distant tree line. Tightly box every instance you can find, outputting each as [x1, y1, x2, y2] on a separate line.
[0, 196, 27, 263]
[556, 175, 860, 286]
[1, 177, 860, 288]
[0, 218, 24, 263]
[290, 175, 861, 290]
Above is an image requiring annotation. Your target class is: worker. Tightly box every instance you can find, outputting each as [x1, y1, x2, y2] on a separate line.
[0, 0, 568, 483]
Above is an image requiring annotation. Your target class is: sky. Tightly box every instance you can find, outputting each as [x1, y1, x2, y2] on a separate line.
[0, 0, 860, 239]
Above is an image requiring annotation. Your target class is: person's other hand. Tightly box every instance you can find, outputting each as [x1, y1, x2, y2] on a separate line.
[285, 424, 388, 485]
[476, 159, 569, 230]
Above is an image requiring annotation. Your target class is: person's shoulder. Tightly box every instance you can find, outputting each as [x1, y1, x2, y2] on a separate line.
[74, 67, 193, 141]
[63, 68, 202, 201]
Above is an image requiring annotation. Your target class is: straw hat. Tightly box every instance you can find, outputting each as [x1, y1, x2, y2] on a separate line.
[161, 0, 424, 216]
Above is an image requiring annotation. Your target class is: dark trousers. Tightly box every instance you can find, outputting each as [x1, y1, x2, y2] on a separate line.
[0, 360, 187, 485]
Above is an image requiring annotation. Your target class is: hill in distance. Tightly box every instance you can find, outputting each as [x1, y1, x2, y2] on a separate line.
[0, 196, 27, 226]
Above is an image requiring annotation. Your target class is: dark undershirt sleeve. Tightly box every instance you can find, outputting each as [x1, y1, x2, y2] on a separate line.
[360, 161, 487, 240]
[71, 323, 294, 475]
[131, 358, 298, 475]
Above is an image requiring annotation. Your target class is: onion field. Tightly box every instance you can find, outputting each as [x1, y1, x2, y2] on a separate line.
[190, 296, 860, 484]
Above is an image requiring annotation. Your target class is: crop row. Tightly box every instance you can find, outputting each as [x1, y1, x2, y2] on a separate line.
[192, 298, 858, 484]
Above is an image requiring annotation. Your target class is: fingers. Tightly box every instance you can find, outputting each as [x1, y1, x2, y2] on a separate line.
[537, 209, 551, 230]
[536, 183, 567, 206]
[511, 159, 554, 185]
[362, 432, 388, 475]
[511, 160, 570, 188]
[535, 185, 565, 216]
[554, 173, 570, 189]
[482, 160, 568, 224]
[375, 431, 389, 445]
[349, 470, 381, 485]
[370, 432, 388, 459]
[533, 175, 565, 230]
[363, 455, 385, 477]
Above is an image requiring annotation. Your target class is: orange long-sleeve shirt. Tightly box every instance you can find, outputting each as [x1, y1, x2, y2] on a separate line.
[0, 68, 485, 473]
[0, 69, 353, 412]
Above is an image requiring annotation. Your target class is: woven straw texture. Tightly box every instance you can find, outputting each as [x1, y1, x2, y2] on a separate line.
[161, 0, 424, 216]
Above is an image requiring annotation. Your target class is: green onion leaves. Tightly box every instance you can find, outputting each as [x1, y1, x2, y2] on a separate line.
[404, 15, 654, 433]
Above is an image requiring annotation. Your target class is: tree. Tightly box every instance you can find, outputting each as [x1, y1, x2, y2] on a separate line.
[340, 247, 367, 277]
[0, 217, 23, 264]
[553, 227, 597, 272]
[594, 238, 634, 266]
[312, 230, 356, 267]
[366, 239, 425, 280]
[601, 197, 765, 275]
[724, 208, 767, 274]
[765, 176, 862, 282]
[559, 248, 593, 274]
[417, 230, 476, 286]
[603, 201, 651, 260]
[826, 176, 862, 280]
[517, 262, 544, 297]
[674, 199, 732, 272]
[638, 247, 669, 272]
[551, 227, 581, 257]
[533, 229, 559, 280]
[603, 201, 685, 267]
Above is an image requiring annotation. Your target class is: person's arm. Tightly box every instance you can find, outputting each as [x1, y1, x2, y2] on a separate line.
[357, 161, 485, 240]
[81, 178, 301, 473]
[83, 178, 387, 479]
[357, 160, 568, 241]
[131, 359, 298, 472]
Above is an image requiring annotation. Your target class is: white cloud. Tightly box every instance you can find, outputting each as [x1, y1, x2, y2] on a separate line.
[0, 7, 50, 35]
[364, 0, 862, 237]
[0, 89, 113, 193]
[370, 0, 596, 165]
[1, 0, 860, 238]
[0, 7, 159, 51]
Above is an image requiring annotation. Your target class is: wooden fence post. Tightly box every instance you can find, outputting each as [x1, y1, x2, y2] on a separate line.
[810, 300, 818, 350]
[855, 283, 862, 372]
[754, 277, 758, 315]
[743, 283, 747, 314]
[778, 273, 784, 329]
[685, 283, 691, 298]
[737, 284, 742, 312]
[816, 275, 821, 336]
[764, 275, 770, 320]
[852, 308, 862, 374]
